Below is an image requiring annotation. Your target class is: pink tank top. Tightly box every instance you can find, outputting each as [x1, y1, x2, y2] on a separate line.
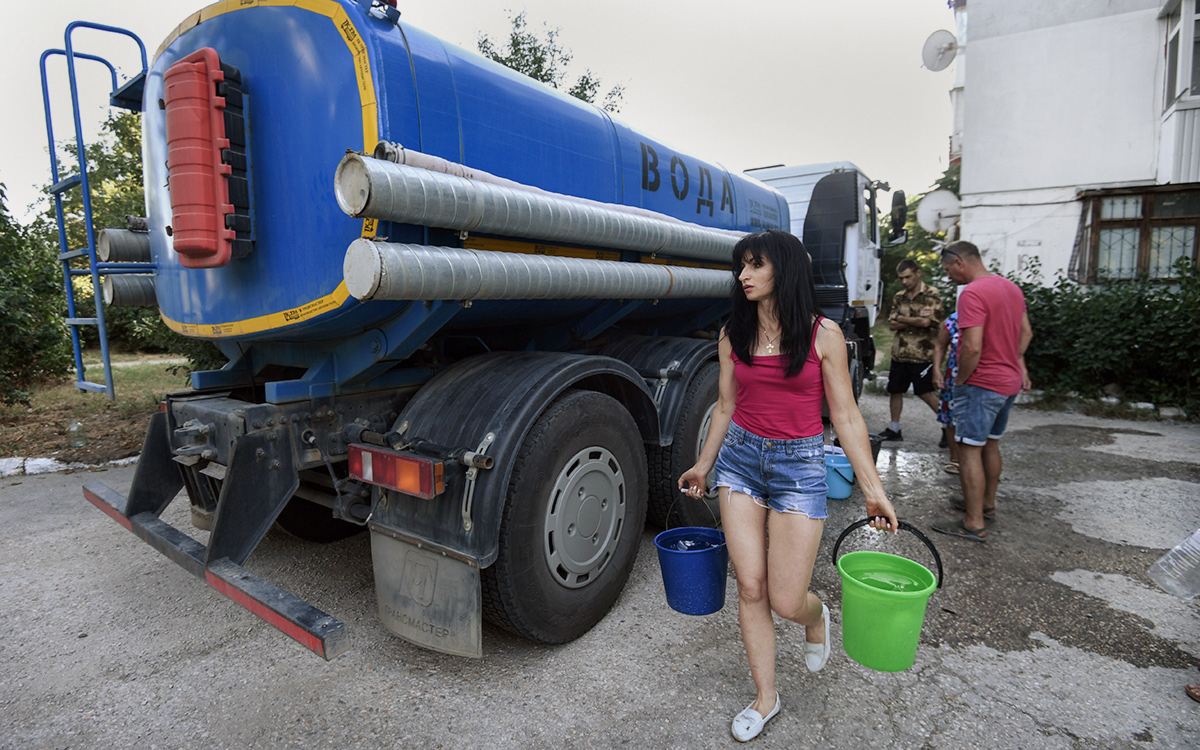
[730, 332, 824, 439]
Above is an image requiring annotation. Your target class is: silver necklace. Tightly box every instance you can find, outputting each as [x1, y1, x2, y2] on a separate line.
[760, 328, 781, 354]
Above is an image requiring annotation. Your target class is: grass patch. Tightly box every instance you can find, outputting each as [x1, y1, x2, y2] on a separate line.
[79, 347, 182, 366]
[12, 362, 186, 418]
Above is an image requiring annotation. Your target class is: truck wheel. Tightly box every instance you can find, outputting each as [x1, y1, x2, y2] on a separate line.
[482, 390, 647, 644]
[848, 345, 864, 402]
[647, 361, 720, 528]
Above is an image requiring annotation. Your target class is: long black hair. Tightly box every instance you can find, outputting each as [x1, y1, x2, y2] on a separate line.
[727, 229, 821, 378]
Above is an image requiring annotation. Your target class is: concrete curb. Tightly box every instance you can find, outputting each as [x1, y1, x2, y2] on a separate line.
[0, 455, 138, 478]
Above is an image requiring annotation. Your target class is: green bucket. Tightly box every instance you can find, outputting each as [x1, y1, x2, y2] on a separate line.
[832, 519, 943, 672]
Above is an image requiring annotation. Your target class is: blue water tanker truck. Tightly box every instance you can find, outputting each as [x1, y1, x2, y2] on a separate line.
[68, 0, 888, 659]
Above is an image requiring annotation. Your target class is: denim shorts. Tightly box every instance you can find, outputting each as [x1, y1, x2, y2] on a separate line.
[714, 421, 828, 518]
[953, 384, 1017, 446]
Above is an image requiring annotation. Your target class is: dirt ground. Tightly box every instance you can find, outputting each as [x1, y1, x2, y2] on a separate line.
[0, 402, 155, 465]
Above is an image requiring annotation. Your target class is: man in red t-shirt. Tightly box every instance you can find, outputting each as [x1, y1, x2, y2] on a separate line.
[931, 241, 1033, 542]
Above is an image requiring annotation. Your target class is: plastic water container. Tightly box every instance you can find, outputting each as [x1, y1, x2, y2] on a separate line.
[838, 551, 937, 671]
[654, 527, 728, 615]
[66, 420, 87, 448]
[1148, 528, 1200, 599]
[825, 446, 854, 500]
[832, 519, 944, 672]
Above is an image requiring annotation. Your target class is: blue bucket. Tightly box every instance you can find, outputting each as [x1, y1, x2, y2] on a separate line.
[826, 452, 855, 499]
[654, 527, 728, 615]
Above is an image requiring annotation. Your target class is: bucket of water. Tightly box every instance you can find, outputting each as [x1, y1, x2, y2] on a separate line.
[654, 526, 728, 615]
[831, 519, 943, 672]
[825, 449, 854, 499]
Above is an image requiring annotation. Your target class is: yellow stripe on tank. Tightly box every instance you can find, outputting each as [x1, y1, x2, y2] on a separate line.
[161, 281, 353, 339]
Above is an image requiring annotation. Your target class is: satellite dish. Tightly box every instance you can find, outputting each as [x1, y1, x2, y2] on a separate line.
[922, 29, 958, 72]
[916, 190, 961, 234]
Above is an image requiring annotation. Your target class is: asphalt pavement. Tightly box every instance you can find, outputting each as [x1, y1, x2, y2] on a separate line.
[1, 391, 1198, 748]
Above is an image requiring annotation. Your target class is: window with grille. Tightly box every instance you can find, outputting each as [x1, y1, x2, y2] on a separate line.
[1070, 188, 1200, 282]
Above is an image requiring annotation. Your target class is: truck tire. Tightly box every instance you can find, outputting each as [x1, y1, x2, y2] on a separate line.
[848, 344, 864, 402]
[647, 361, 721, 528]
[482, 390, 648, 644]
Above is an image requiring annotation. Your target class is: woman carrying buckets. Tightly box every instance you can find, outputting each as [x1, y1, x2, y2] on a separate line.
[679, 230, 897, 742]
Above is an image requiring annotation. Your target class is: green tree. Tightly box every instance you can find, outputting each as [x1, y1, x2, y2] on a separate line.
[478, 10, 625, 112]
[31, 111, 145, 253]
[31, 111, 225, 380]
[879, 164, 961, 315]
[0, 183, 71, 404]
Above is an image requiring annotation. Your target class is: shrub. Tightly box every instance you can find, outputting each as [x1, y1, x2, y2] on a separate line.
[1011, 258, 1200, 414]
[70, 286, 173, 355]
[0, 185, 72, 404]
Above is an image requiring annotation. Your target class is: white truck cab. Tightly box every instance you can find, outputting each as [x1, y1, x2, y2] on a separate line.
[747, 162, 906, 391]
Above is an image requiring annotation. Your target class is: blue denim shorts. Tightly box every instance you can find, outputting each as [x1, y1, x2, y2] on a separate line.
[953, 384, 1017, 446]
[714, 421, 828, 518]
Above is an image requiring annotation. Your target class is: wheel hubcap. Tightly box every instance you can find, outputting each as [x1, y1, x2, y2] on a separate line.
[543, 446, 626, 589]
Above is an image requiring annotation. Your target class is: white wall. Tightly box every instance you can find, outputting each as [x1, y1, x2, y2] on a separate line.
[961, 187, 1083, 280]
[959, 0, 1163, 279]
[961, 2, 1161, 196]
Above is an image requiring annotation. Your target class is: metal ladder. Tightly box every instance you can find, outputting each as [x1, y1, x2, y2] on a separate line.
[39, 21, 149, 400]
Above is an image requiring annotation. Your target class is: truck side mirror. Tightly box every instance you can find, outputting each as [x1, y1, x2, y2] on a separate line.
[887, 190, 908, 245]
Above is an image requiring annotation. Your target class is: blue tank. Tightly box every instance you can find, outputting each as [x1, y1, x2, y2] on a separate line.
[142, 0, 787, 358]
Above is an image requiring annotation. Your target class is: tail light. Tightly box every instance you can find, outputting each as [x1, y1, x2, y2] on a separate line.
[348, 444, 445, 499]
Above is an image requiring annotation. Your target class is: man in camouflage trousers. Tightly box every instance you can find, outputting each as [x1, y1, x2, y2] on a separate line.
[877, 259, 944, 441]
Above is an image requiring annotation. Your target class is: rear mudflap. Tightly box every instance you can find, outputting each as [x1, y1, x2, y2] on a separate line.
[370, 526, 482, 658]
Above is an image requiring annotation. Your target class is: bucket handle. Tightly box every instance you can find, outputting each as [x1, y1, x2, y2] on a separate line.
[665, 490, 722, 531]
[830, 466, 855, 486]
[831, 518, 944, 589]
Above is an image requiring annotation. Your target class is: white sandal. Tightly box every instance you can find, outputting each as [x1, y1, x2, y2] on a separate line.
[731, 692, 780, 742]
[804, 604, 832, 672]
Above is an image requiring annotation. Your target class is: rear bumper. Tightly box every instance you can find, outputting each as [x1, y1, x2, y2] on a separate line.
[83, 482, 349, 660]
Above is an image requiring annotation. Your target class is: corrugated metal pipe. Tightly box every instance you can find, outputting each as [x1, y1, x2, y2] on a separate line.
[102, 275, 156, 307]
[369, 141, 731, 229]
[334, 152, 743, 264]
[98, 228, 152, 262]
[344, 239, 732, 302]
